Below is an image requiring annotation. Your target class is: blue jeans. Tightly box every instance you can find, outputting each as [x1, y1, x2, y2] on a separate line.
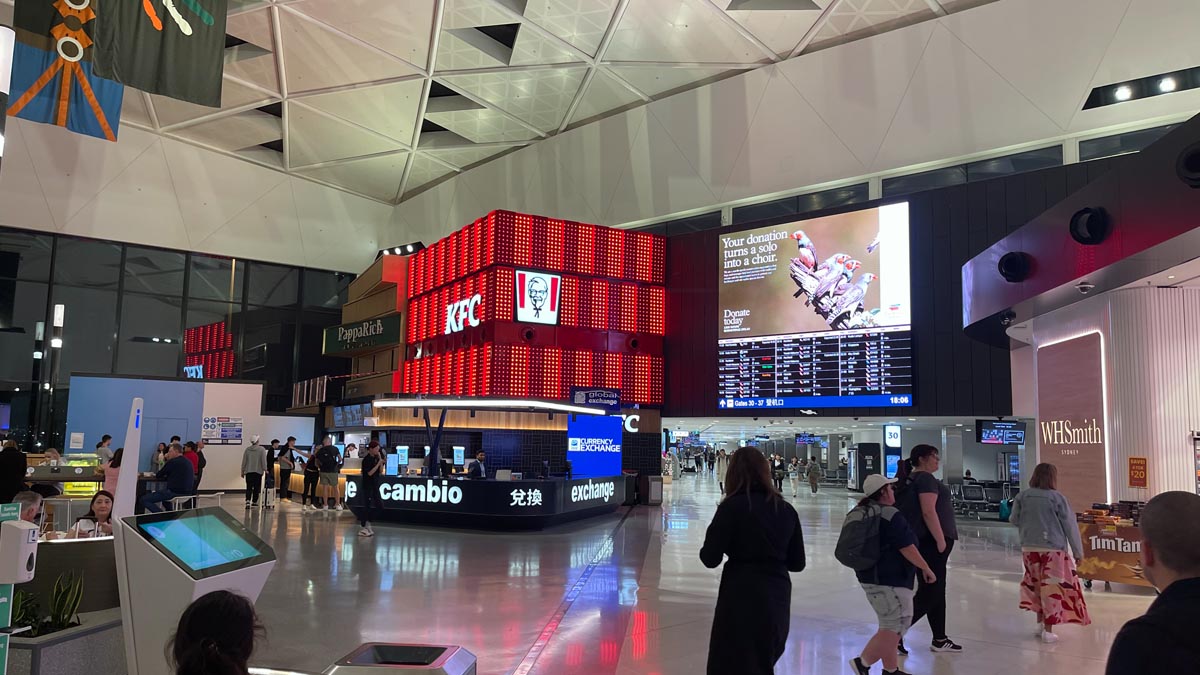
[141, 489, 178, 513]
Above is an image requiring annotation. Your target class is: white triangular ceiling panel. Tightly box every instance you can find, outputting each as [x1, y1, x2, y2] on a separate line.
[441, 0, 515, 30]
[568, 70, 643, 126]
[871, 24, 1062, 171]
[547, 105, 648, 223]
[721, 69, 865, 202]
[441, 68, 588, 133]
[405, 155, 459, 195]
[0, 121, 58, 232]
[224, 8, 279, 94]
[287, 103, 406, 167]
[509, 25, 587, 66]
[605, 66, 736, 98]
[777, 20, 935, 167]
[295, 153, 409, 203]
[605, 0, 766, 64]
[523, 0, 619, 56]
[941, 0, 1129, 130]
[725, 6, 824, 56]
[423, 107, 541, 144]
[152, 79, 273, 128]
[295, 80, 425, 145]
[161, 137, 288, 247]
[289, 0, 436, 68]
[423, 145, 514, 169]
[196, 180, 305, 262]
[278, 10, 421, 94]
[121, 94, 154, 128]
[1091, 0, 1200, 87]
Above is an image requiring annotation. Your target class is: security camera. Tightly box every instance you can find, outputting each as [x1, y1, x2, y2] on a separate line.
[1075, 281, 1096, 294]
[999, 309, 1016, 327]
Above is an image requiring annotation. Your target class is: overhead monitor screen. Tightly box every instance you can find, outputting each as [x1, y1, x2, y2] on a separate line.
[717, 203, 913, 409]
[978, 420, 1027, 445]
[131, 508, 274, 580]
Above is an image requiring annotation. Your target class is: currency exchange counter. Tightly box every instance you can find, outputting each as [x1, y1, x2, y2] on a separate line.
[344, 475, 626, 530]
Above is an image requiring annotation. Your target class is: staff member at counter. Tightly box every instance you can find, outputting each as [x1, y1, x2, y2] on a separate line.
[468, 451, 487, 480]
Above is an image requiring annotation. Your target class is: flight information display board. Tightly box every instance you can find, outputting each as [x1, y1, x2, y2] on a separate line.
[718, 203, 913, 409]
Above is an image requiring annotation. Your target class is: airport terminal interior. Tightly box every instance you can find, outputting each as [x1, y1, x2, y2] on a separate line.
[2, 0, 1200, 673]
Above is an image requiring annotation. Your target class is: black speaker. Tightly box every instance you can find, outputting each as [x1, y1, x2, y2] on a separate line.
[1068, 207, 1110, 245]
[627, 336, 640, 352]
[997, 252, 1032, 283]
[1177, 140, 1200, 188]
[521, 327, 536, 342]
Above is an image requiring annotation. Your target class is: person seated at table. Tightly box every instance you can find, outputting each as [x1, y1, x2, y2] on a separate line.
[141, 444, 195, 514]
[13, 491, 42, 524]
[467, 450, 487, 479]
[170, 590, 263, 675]
[29, 448, 64, 499]
[67, 490, 115, 539]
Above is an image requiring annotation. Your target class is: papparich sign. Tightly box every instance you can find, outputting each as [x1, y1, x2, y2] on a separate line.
[323, 315, 401, 355]
[1037, 333, 1108, 510]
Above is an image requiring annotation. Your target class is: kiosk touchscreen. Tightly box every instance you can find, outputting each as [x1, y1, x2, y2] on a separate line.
[115, 507, 276, 675]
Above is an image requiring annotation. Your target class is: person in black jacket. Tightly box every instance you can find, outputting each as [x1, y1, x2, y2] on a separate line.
[141, 444, 195, 513]
[467, 451, 487, 479]
[0, 440, 28, 504]
[1106, 491, 1200, 674]
[700, 447, 806, 675]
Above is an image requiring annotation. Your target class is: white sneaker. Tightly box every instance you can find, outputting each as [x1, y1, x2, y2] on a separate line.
[336, 503, 344, 511]
[1040, 631, 1059, 644]
[357, 528, 370, 537]
[302, 504, 311, 511]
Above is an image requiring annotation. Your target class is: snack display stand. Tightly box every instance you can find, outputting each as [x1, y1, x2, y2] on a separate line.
[1076, 502, 1152, 590]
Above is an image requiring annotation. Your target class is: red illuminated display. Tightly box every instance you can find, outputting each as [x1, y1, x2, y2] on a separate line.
[407, 211, 665, 298]
[184, 322, 235, 379]
[402, 344, 664, 405]
[406, 267, 665, 343]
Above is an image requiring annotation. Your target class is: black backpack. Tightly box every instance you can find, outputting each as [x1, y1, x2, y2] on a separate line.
[835, 503, 884, 571]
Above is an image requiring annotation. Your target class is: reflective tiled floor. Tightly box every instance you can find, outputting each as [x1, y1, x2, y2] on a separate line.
[244, 474, 1154, 674]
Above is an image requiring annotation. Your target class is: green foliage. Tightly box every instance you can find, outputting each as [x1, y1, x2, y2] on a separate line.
[14, 571, 85, 637]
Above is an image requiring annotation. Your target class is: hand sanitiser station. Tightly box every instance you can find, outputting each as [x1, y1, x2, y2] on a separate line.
[113, 398, 277, 675]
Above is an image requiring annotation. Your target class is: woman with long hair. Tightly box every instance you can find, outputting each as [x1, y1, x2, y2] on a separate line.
[715, 449, 729, 494]
[170, 590, 263, 675]
[700, 448, 806, 674]
[67, 490, 114, 538]
[1010, 463, 1090, 642]
[102, 447, 124, 497]
[153, 442, 169, 472]
[848, 475, 936, 675]
[894, 444, 962, 654]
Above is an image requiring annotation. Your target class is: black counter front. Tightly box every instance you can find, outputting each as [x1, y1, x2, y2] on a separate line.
[344, 475, 626, 530]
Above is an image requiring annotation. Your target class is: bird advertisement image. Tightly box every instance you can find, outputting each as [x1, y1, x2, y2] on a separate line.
[718, 203, 910, 339]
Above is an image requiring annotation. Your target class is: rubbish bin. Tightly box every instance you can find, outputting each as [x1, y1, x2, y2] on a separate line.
[639, 475, 663, 505]
[622, 471, 639, 505]
[323, 644, 477, 674]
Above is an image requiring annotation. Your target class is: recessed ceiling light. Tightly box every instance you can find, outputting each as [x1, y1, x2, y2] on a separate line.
[907, 418, 916, 422]
[955, 423, 963, 427]
[906, 427, 912, 430]
[1114, 85, 1133, 101]
[1168, 275, 1176, 280]
[1158, 77, 1177, 93]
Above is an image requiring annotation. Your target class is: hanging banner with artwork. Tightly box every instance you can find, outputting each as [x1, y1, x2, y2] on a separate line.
[5, 0, 125, 141]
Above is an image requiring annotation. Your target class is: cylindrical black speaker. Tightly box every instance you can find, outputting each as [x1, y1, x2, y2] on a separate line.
[997, 252, 1033, 283]
[1177, 140, 1200, 188]
[1068, 207, 1110, 245]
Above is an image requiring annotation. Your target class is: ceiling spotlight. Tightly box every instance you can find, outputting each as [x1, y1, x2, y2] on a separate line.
[1168, 275, 1177, 280]
[380, 250, 390, 256]
[1113, 85, 1133, 101]
[907, 418, 916, 422]
[955, 423, 964, 427]
[50, 337, 63, 349]
[405, 244, 414, 253]
[393, 247, 403, 255]
[14, 387, 20, 392]
[1159, 77, 1177, 93]
[32, 351, 42, 360]
[43, 383, 50, 390]
[152, 337, 161, 343]
[163, 338, 172, 344]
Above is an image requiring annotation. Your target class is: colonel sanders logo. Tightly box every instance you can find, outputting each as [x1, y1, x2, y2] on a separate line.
[516, 270, 561, 325]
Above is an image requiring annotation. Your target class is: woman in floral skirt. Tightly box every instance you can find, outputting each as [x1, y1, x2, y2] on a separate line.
[1010, 463, 1091, 642]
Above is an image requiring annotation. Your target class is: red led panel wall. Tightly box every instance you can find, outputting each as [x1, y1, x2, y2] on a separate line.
[407, 268, 666, 343]
[184, 321, 235, 379]
[401, 344, 664, 405]
[407, 211, 665, 298]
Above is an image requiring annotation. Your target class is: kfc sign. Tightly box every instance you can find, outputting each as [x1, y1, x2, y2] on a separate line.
[515, 270, 561, 325]
[445, 294, 482, 334]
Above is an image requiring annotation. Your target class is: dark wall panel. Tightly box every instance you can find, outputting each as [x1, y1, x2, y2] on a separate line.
[663, 157, 1130, 419]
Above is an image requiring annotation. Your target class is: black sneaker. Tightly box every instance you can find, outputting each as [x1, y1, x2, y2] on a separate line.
[897, 639, 908, 655]
[931, 638, 963, 653]
[848, 657, 870, 675]
[884, 669, 913, 675]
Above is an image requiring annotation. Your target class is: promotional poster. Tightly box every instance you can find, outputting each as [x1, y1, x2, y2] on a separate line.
[718, 203, 911, 338]
[567, 415, 624, 478]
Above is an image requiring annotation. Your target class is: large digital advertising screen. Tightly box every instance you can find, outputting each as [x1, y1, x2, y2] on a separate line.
[567, 415, 623, 478]
[717, 203, 913, 409]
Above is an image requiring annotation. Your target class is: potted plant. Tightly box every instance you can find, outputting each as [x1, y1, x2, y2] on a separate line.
[7, 572, 125, 675]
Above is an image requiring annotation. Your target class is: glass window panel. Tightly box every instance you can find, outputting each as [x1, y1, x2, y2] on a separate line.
[303, 270, 352, 309]
[733, 197, 799, 225]
[185, 300, 241, 379]
[123, 247, 186, 296]
[296, 310, 349, 382]
[117, 294, 183, 377]
[52, 286, 118, 384]
[53, 237, 121, 289]
[664, 212, 722, 237]
[241, 306, 296, 412]
[188, 255, 245, 302]
[797, 183, 870, 214]
[247, 262, 299, 307]
[1079, 124, 1179, 162]
[967, 146, 1063, 183]
[882, 165, 967, 198]
[0, 230, 53, 281]
[0, 281, 47, 386]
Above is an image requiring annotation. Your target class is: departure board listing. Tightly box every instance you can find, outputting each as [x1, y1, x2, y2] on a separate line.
[717, 204, 914, 409]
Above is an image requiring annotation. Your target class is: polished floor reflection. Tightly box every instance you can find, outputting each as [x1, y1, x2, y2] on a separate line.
[244, 474, 1152, 674]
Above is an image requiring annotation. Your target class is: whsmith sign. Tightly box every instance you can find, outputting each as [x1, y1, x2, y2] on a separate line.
[322, 316, 402, 355]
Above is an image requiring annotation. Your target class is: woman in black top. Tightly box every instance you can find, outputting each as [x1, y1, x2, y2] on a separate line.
[700, 448, 806, 675]
[357, 443, 383, 538]
[895, 444, 962, 654]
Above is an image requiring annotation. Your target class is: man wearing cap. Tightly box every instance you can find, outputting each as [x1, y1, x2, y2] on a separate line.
[241, 435, 267, 509]
[1106, 491, 1200, 673]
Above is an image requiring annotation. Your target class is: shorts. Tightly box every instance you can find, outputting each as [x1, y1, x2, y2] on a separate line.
[861, 583, 914, 635]
[319, 472, 339, 487]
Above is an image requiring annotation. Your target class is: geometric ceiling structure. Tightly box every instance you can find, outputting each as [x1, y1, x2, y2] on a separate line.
[25, 0, 990, 205]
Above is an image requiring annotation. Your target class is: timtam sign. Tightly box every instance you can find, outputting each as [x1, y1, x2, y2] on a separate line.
[1037, 333, 1108, 510]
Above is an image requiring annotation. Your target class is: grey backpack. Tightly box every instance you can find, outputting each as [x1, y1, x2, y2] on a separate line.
[835, 503, 885, 571]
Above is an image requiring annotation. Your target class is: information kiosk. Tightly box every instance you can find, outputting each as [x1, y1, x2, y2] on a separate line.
[115, 507, 276, 675]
